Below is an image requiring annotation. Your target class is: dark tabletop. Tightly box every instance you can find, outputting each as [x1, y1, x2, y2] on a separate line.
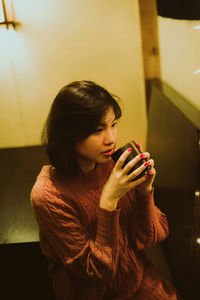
[0, 145, 49, 244]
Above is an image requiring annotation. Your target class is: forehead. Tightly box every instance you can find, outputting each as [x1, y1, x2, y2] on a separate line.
[99, 107, 115, 125]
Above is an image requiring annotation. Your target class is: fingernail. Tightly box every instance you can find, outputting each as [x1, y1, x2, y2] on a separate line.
[136, 142, 141, 146]
[144, 161, 150, 167]
[149, 170, 153, 175]
[144, 174, 149, 179]
[127, 148, 132, 152]
[139, 153, 145, 158]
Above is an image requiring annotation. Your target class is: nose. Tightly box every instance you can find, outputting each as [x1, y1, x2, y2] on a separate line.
[104, 128, 116, 145]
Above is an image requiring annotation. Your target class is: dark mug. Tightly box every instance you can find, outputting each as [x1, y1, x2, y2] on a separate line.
[111, 140, 151, 181]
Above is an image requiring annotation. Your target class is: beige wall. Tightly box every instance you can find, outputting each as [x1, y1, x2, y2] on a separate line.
[0, 0, 147, 149]
[158, 16, 200, 110]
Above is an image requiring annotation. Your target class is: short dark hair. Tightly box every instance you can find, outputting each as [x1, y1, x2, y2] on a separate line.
[42, 80, 122, 176]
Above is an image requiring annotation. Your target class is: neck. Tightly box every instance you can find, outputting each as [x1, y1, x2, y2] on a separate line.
[76, 156, 96, 174]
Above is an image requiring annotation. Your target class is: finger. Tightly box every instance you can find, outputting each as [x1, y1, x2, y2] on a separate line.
[115, 148, 132, 170]
[129, 172, 148, 187]
[151, 159, 154, 167]
[123, 153, 146, 174]
[148, 167, 156, 177]
[146, 158, 154, 169]
[142, 152, 150, 160]
[136, 141, 143, 152]
[128, 161, 150, 180]
[127, 159, 154, 181]
[123, 153, 151, 175]
[144, 167, 156, 184]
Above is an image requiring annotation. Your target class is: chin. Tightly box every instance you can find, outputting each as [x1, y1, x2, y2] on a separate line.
[98, 156, 112, 164]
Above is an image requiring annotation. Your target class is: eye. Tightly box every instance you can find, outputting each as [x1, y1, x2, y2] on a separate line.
[112, 122, 117, 127]
[94, 127, 103, 134]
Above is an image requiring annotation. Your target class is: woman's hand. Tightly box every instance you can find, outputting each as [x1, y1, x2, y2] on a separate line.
[99, 147, 155, 211]
[134, 142, 156, 195]
[134, 161, 156, 195]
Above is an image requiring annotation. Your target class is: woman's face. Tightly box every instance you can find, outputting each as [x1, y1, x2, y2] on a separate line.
[75, 106, 117, 174]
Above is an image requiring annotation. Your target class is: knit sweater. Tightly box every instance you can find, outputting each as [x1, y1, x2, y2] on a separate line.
[31, 160, 182, 300]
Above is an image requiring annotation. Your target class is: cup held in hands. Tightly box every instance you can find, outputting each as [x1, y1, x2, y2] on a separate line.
[111, 140, 151, 181]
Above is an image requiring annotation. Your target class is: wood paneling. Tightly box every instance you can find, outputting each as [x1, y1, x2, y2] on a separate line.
[0, 145, 48, 244]
[138, 0, 161, 107]
[147, 79, 200, 300]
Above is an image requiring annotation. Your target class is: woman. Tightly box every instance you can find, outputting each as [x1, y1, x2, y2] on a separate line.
[31, 80, 183, 299]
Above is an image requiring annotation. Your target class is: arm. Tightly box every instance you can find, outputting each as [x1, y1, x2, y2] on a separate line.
[130, 189, 169, 251]
[31, 190, 121, 282]
[129, 143, 169, 250]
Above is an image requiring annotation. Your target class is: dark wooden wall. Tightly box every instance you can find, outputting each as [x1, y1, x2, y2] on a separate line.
[147, 79, 200, 299]
[156, 0, 200, 20]
[0, 146, 55, 299]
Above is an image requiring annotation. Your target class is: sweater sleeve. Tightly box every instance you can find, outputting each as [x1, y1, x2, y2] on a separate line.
[31, 184, 121, 283]
[130, 189, 169, 251]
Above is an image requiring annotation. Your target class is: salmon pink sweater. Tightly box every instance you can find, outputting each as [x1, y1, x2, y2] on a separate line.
[31, 161, 182, 300]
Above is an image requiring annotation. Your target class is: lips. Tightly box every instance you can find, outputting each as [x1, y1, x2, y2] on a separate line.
[102, 148, 114, 156]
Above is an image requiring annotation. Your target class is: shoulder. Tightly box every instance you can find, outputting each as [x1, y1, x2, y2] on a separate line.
[31, 165, 64, 209]
[31, 166, 80, 220]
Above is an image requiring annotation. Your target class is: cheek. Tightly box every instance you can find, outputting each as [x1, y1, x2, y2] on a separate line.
[114, 128, 117, 140]
[84, 136, 103, 153]
[92, 137, 104, 149]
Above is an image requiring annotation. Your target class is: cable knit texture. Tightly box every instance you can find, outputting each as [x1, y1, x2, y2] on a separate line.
[31, 160, 183, 300]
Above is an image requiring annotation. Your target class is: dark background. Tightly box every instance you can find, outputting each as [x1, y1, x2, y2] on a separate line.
[156, 0, 200, 20]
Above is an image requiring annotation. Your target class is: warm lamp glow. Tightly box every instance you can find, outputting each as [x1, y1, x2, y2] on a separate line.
[194, 69, 200, 74]
[0, 0, 18, 29]
[196, 238, 200, 245]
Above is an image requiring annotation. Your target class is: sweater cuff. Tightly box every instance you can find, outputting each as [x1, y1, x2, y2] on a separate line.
[95, 207, 121, 248]
[135, 188, 156, 219]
